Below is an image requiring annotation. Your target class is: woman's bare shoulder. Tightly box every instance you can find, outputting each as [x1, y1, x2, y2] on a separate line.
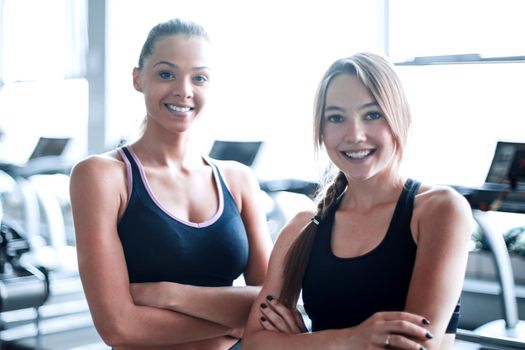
[208, 158, 259, 193]
[70, 150, 125, 182]
[265, 210, 315, 278]
[415, 183, 470, 214]
[273, 210, 316, 250]
[413, 182, 473, 240]
[210, 158, 253, 179]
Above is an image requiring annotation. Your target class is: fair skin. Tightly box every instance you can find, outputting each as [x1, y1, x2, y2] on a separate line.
[70, 34, 272, 349]
[242, 74, 472, 349]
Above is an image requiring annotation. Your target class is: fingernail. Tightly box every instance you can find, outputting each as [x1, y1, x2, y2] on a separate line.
[422, 318, 430, 325]
[260, 303, 267, 309]
[426, 332, 433, 339]
[260, 316, 267, 322]
[266, 295, 274, 301]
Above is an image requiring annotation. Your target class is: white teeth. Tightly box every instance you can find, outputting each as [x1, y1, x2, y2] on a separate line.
[167, 104, 191, 112]
[344, 150, 372, 159]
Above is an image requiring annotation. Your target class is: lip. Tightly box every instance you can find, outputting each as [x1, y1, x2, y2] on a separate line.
[341, 148, 373, 152]
[340, 148, 376, 161]
[164, 103, 194, 113]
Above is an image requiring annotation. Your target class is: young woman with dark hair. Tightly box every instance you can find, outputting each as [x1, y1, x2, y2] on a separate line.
[70, 18, 272, 350]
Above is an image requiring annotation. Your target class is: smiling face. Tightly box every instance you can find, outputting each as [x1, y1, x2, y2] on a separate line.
[322, 74, 397, 181]
[133, 34, 211, 134]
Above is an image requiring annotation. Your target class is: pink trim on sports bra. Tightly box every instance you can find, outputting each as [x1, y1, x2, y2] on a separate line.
[127, 146, 224, 228]
[117, 148, 133, 205]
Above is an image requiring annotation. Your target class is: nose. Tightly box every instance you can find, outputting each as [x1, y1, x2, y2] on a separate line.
[173, 78, 193, 99]
[344, 117, 366, 144]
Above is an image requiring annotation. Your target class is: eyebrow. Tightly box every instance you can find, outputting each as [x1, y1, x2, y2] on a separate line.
[153, 61, 209, 70]
[324, 101, 379, 112]
[360, 101, 379, 110]
[324, 106, 345, 113]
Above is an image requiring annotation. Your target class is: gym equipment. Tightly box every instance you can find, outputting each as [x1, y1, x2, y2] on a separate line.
[0, 218, 49, 313]
[454, 141, 525, 348]
[0, 137, 71, 179]
[0, 137, 91, 348]
[208, 140, 318, 240]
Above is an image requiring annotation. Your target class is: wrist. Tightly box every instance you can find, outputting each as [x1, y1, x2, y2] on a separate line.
[330, 327, 353, 350]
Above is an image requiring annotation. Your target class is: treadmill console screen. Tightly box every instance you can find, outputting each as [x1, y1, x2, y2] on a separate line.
[485, 142, 525, 189]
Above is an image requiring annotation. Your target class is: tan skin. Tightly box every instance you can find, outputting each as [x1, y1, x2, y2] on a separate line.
[70, 34, 272, 349]
[242, 74, 473, 349]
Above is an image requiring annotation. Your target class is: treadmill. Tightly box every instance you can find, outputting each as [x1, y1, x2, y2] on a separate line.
[455, 141, 525, 349]
[455, 141, 525, 213]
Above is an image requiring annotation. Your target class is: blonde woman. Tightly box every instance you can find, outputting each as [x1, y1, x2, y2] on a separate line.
[242, 52, 473, 350]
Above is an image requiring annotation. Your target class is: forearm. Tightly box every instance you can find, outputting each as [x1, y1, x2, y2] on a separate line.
[163, 283, 261, 328]
[243, 328, 346, 350]
[97, 303, 234, 347]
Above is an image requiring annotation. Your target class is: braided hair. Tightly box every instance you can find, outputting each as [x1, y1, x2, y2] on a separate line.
[279, 52, 411, 308]
[280, 171, 347, 307]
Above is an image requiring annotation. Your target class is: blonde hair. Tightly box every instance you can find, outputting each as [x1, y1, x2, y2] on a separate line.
[313, 52, 410, 168]
[280, 52, 412, 308]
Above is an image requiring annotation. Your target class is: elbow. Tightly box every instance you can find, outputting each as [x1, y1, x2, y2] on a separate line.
[95, 324, 124, 347]
[93, 316, 134, 347]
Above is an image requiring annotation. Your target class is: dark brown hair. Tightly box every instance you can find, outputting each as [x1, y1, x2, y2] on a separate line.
[137, 18, 209, 70]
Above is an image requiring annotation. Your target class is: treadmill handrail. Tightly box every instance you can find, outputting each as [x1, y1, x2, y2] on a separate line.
[457, 328, 525, 349]
[473, 210, 520, 330]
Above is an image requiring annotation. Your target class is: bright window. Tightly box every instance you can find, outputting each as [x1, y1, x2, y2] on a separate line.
[1, 0, 86, 82]
[389, 0, 525, 186]
[0, 0, 88, 163]
[397, 62, 525, 187]
[389, 0, 525, 61]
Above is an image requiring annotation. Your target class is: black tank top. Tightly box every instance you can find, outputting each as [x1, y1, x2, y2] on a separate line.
[302, 178, 460, 332]
[117, 146, 249, 287]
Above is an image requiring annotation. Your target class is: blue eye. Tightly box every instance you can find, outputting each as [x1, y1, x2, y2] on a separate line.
[193, 75, 209, 84]
[159, 71, 175, 80]
[326, 114, 344, 123]
[365, 112, 382, 120]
